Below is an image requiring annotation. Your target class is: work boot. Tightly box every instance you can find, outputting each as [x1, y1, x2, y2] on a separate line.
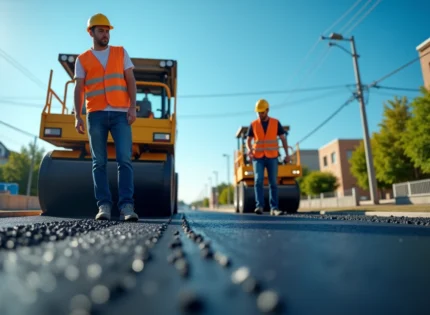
[254, 207, 263, 215]
[270, 208, 284, 216]
[95, 204, 111, 220]
[120, 204, 139, 222]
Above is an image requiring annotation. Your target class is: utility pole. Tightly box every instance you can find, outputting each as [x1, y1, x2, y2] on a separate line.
[223, 153, 230, 205]
[321, 33, 379, 204]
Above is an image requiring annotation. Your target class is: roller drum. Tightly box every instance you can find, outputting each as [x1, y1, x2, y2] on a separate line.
[238, 181, 300, 214]
[38, 151, 174, 218]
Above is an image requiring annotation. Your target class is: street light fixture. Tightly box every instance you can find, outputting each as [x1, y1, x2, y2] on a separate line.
[321, 32, 379, 205]
[222, 153, 230, 205]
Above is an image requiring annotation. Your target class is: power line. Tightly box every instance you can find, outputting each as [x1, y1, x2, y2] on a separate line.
[178, 90, 344, 119]
[296, 94, 356, 145]
[344, 0, 383, 35]
[367, 50, 430, 88]
[373, 85, 420, 92]
[0, 48, 46, 90]
[178, 84, 354, 99]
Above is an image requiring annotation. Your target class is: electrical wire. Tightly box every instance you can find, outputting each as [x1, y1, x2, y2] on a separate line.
[367, 50, 430, 88]
[296, 94, 356, 145]
[344, 0, 383, 35]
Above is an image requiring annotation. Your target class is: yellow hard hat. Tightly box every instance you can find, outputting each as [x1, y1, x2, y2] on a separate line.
[255, 99, 269, 112]
[87, 13, 114, 32]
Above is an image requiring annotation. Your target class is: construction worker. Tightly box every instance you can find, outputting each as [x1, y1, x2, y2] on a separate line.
[73, 13, 139, 222]
[246, 99, 290, 216]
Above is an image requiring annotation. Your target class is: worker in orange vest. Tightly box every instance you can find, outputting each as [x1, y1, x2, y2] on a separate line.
[246, 99, 290, 215]
[73, 13, 139, 222]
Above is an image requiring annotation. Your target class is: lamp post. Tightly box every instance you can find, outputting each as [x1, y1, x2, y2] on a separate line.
[213, 171, 218, 208]
[321, 33, 379, 205]
[222, 153, 230, 205]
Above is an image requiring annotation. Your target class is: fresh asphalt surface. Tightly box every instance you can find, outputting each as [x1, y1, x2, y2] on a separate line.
[1, 207, 430, 315]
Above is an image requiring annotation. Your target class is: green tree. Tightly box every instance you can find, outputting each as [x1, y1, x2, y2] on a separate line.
[349, 140, 391, 191]
[402, 87, 430, 174]
[1, 141, 45, 195]
[373, 96, 420, 183]
[302, 171, 339, 195]
[218, 185, 234, 205]
[296, 165, 311, 196]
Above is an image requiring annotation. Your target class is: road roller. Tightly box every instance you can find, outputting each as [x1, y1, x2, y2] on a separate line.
[233, 125, 302, 214]
[37, 54, 178, 218]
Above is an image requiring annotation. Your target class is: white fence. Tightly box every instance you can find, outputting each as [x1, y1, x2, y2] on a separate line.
[299, 188, 359, 209]
[393, 178, 430, 205]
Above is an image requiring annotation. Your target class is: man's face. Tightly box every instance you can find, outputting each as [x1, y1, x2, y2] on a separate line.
[257, 109, 268, 120]
[91, 26, 110, 47]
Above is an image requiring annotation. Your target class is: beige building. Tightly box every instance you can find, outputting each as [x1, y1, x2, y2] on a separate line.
[318, 139, 370, 199]
[416, 37, 430, 89]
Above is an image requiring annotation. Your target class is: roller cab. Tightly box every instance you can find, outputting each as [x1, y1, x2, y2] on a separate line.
[233, 126, 302, 214]
[38, 53, 179, 218]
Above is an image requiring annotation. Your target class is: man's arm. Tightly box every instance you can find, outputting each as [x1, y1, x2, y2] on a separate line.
[74, 78, 85, 117]
[246, 124, 254, 154]
[124, 67, 136, 107]
[277, 121, 289, 160]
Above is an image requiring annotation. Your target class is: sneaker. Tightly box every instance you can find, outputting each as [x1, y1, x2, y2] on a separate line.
[254, 207, 263, 215]
[270, 209, 284, 216]
[120, 204, 139, 221]
[95, 204, 111, 220]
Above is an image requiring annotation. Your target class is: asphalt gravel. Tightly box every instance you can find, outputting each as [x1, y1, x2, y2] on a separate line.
[0, 210, 429, 315]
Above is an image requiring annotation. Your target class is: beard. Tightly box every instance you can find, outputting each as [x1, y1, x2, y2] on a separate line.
[96, 37, 109, 47]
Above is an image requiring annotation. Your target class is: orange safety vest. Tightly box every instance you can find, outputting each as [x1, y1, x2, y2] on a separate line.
[251, 117, 279, 158]
[78, 46, 130, 113]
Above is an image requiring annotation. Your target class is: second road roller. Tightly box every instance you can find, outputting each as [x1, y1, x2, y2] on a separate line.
[37, 54, 178, 218]
[232, 125, 302, 214]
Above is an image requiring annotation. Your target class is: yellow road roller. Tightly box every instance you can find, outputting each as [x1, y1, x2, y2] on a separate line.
[38, 54, 178, 218]
[233, 125, 302, 214]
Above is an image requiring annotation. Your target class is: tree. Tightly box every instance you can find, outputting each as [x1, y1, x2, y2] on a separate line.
[218, 185, 234, 205]
[402, 87, 430, 174]
[373, 96, 420, 183]
[1, 141, 45, 195]
[349, 140, 391, 191]
[296, 165, 311, 196]
[302, 171, 339, 195]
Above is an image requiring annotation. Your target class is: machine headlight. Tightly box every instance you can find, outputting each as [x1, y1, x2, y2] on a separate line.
[292, 170, 301, 175]
[68, 56, 75, 63]
[166, 60, 173, 67]
[244, 171, 254, 176]
[153, 133, 170, 142]
[159, 61, 166, 67]
[44, 128, 62, 137]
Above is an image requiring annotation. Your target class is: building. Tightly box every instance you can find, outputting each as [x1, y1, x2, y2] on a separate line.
[318, 139, 369, 199]
[0, 142, 11, 165]
[416, 37, 430, 89]
[298, 149, 320, 171]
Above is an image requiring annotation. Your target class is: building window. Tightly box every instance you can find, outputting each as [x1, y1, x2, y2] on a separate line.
[323, 156, 327, 167]
[346, 150, 353, 160]
[331, 152, 336, 164]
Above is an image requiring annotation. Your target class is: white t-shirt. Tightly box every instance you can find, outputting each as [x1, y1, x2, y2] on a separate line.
[74, 46, 134, 112]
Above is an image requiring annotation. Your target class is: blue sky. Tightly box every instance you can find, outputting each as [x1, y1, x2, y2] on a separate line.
[0, 0, 429, 204]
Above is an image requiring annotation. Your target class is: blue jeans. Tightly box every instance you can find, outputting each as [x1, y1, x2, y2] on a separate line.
[252, 157, 278, 210]
[86, 111, 134, 210]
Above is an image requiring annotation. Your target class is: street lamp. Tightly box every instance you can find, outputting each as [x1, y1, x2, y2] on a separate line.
[213, 171, 218, 208]
[222, 153, 230, 205]
[321, 32, 379, 205]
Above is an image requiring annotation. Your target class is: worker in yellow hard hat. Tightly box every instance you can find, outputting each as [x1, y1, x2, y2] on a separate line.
[73, 13, 139, 222]
[246, 99, 290, 216]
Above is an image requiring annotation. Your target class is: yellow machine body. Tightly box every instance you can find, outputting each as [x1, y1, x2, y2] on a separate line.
[233, 125, 302, 213]
[38, 54, 178, 218]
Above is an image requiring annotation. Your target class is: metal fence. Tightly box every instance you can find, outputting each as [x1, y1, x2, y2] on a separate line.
[393, 178, 430, 197]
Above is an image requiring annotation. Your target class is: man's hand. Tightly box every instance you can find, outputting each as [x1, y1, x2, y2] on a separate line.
[75, 116, 85, 134]
[284, 155, 291, 164]
[127, 106, 137, 125]
[247, 151, 254, 161]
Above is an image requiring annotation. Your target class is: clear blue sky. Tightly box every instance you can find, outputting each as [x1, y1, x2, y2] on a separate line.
[0, 0, 428, 204]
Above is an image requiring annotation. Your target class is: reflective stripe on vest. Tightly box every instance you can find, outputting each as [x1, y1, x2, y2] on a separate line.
[251, 118, 279, 158]
[78, 46, 130, 112]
